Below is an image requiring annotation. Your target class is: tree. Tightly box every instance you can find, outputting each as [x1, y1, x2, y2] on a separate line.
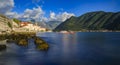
[7, 22, 12, 29]
[13, 18, 21, 26]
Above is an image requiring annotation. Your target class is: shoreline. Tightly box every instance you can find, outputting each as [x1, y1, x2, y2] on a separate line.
[57, 30, 120, 33]
[0, 30, 120, 35]
[0, 31, 36, 35]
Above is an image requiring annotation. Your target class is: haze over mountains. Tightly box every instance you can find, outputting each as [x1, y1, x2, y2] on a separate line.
[54, 11, 120, 31]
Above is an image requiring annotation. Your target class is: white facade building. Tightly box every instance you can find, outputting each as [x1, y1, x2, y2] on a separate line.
[14, 22, 46, 32]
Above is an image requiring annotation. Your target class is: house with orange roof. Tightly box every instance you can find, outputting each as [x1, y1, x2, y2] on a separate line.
[14, 22, 47, 32]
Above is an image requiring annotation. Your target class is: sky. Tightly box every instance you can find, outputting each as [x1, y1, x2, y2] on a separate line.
[0, 0, 120, 22]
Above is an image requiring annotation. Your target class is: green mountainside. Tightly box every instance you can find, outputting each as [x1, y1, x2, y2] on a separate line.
[54, 11, 120, 31]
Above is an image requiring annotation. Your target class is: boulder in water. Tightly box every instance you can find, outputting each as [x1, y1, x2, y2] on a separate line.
[0, 45, 6, 51]
[17, 39, 28, 46]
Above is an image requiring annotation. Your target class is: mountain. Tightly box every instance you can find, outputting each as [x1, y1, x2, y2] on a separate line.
[37, 22, 49, 28]
[36, 21, 62, 30]
[46, 21, 61, 29]
[0, 14, 19, 32]
[54, 11, 120, 31]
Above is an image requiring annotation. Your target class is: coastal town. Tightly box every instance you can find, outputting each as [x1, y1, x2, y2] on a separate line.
[13, 22, 47, 32]
[0, 14, 51, 34]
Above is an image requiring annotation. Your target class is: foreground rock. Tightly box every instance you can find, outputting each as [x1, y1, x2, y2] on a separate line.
[34, 37, 49, 50]
[6, 39, 16, 43]
[0, 32, 49, 51]
[36, 43, 49, 50]
[0, 45, 6, 51]
[34, 37, 45, 45]
[17, 39, 28, 46]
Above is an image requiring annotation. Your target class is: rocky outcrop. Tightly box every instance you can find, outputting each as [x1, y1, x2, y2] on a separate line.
[0, 14, 19, 32]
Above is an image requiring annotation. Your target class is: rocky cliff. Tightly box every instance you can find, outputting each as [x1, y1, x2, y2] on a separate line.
[0, 14, 19, 32]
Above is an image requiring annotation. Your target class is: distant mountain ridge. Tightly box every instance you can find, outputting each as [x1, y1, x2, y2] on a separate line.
[54, 11, 120, 31]
[46, 21, 61, 29]
[37, 21, 62, 30]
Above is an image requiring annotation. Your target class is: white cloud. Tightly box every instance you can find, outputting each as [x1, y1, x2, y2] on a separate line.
[49, 11, 56, 20]
[0, 0, 74, 22]
[0, 0, 45, 21]
[18, 8, 75, 22]
[49, 11, 75, 22]
[5, 12, 19, 18]
[41, 17, 48, 22]
[0, 0, 14, 14]
[19, 6, 45, 21]
[0, 0, 18, 18]
[57, 12, 75, 21]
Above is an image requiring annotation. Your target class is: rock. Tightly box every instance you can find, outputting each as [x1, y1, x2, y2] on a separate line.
[36, 43, 49, 50]
[34, 37, 49, 50]
[34, 37, 45, 45]
[34, 38, 44, 45]
[0, 45, 6, 51]
[17, 39, 28, 46]
[6, 39, 16, 43]
[0, 33, 49, 51]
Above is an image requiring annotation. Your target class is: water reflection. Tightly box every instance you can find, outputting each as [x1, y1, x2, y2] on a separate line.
[0, 32, 120, 65]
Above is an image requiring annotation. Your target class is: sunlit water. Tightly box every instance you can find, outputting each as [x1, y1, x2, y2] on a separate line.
[0, 32, 120, 65]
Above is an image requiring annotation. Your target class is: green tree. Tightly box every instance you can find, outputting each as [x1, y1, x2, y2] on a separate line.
[13, 18, 21, 25]
[7, 22, 12, 29]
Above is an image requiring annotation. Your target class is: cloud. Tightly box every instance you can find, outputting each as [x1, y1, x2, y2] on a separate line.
[19, 6, 45, 21]
[5, 12, 19, 18]
[57, 12, 75, 21]
[0, 0, 14, 14]
[49, 11, 75, 22]
[19, 10, 74, 22]
[0, 0, 18, 18]
[49, 11, 56, 20]
[0, 0, 74, 22]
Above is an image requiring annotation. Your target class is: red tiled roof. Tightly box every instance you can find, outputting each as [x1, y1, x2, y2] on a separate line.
[20, 22, 31, 27]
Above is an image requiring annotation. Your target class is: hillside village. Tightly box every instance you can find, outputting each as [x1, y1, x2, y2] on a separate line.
[0, 14, 48, 34]
[14, 22, 47, 32]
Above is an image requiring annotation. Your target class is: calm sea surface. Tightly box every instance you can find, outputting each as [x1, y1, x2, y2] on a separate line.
[0, 32, 120, 65]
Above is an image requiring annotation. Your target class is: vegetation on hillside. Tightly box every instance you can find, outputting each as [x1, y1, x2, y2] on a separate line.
[7, 22, 12, 29]
[54, 11, 120, 31]
[13, 18, 21, 25]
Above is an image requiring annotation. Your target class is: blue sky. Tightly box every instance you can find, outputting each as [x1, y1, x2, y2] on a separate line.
[0, 0, 120, 22]
[13, 0, 120, 16]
